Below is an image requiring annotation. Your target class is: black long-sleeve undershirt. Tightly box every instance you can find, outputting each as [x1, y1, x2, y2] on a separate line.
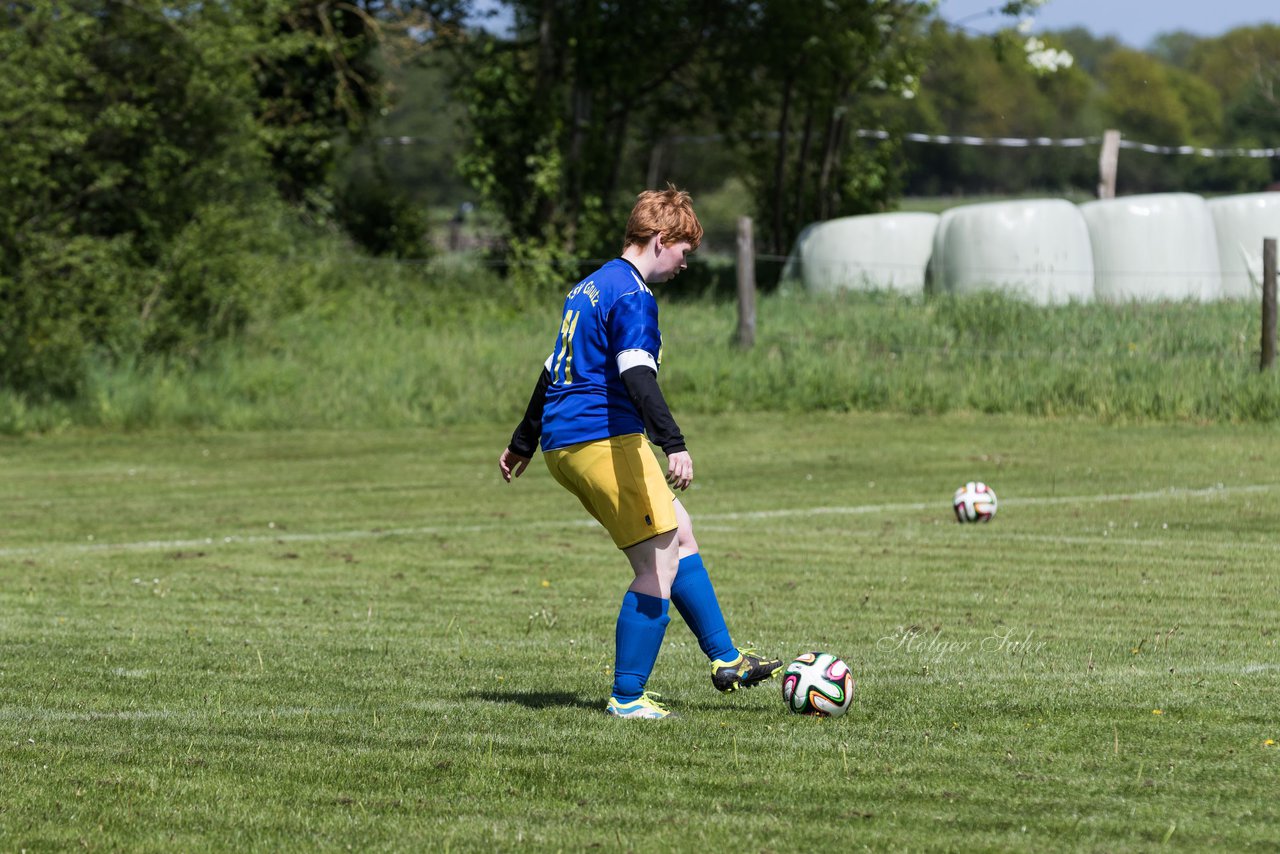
[619, 365, 685, 454]
[507, 367, 550, 458]
[506, 365, 685, 457]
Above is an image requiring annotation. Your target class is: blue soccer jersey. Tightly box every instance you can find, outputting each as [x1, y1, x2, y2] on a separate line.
[540, 259, 662, 452]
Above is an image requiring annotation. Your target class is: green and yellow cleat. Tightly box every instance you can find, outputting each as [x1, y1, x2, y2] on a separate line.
[711, 649, 784, 693]
[605, 692, 677, 719]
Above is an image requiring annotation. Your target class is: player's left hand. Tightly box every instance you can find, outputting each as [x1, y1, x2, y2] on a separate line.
[666, 450, 693, 491]
[499, 448, 531, 483]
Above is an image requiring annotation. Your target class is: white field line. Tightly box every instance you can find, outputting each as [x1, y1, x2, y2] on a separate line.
[699, 483, 1276, 521]
[0, 706, 355, 723]
[1, 482, 1275, 560]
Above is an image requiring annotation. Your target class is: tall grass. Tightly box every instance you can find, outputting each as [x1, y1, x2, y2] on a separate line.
[665, 290, 1280, 422]
[2, 265, 1278, 434]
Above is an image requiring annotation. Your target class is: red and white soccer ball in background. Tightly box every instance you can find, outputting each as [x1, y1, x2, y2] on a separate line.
[953, 481, 997, 523]
[781, 652, 856, 718]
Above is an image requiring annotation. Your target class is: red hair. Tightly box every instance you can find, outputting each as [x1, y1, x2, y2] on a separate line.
[622, 184, 703, 253]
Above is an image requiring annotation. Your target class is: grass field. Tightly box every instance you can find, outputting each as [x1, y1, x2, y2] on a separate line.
[2, 414, 1278, 851]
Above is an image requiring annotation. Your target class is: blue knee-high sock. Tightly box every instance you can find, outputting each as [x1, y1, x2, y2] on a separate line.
[611, 591, 670, 703]
[670, 553, 737, 663]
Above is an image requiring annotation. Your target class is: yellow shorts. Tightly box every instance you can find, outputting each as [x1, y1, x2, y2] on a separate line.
[544, 433, 677, 549]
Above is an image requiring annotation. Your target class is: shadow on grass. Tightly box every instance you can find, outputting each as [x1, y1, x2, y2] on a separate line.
[477, 684, 788, 715]
[476, 689, 600, 711]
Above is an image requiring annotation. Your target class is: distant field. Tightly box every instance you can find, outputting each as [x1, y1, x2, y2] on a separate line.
[2, 414, 1277, 850]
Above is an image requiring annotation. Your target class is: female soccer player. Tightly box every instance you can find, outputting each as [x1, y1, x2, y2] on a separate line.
[498, 186, 781, 719]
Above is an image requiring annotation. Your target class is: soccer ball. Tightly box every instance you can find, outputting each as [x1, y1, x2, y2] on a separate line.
[953, 481, 997, 523]
[781, 652, 855, 718]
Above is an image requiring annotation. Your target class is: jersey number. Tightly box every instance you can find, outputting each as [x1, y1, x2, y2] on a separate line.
[553, 309, 581, 384]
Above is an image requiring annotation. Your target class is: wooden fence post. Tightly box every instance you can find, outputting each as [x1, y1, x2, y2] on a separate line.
[1262, 237, 1277, 372]
[736, 216, 756, 349]
[1097, 129, 1121, 199]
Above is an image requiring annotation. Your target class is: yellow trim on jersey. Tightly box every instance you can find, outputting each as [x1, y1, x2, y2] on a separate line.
[553, 309, 581, 385]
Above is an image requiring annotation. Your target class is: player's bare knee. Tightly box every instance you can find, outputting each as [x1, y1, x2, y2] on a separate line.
[673, 498, 698, 553]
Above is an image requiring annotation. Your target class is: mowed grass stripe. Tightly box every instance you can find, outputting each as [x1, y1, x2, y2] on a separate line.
[3, 481, 1275, 559]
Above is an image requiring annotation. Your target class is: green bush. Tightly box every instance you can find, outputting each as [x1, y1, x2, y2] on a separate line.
[0, 199, 330, 400]
[0, 234, 141, 397]
[1, 1, 392, 399]
[334, 166, 433, 259]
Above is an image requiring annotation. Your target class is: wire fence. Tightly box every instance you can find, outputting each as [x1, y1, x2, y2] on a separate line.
[851, 129, 1280, 159]
[383, 130, 1280, 159]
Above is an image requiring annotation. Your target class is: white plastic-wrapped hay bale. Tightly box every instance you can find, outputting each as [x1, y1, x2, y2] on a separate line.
[1207, 193, 1280, 299]
[788, 212, 938, 295]
[928, 199, 1093, 304]
[1080, 193, 1221, 302]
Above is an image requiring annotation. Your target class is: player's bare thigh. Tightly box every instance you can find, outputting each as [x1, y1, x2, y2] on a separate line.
[674, 497, 699, 559]
[623, 528, 680, 598]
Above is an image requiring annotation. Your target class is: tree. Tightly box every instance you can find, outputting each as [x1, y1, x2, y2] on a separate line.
[704, 0, 930, 254]
[439, 0, 738, 260]
[1050, 26, 1124, 76]
[1187, 25, 1280, 186]
[249, 0, 386, 204]
[1096, 49, 1225, 192]
[888, 20, 1092, 196]
[432, 0, 941, 261]
[1148, 30, 1201, 68]
[1185, 25, 1280, 107]
[0, 0, 402, 396]
[0, 1, 268, 394]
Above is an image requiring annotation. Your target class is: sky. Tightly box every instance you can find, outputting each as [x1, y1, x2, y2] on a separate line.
[939, 0, 1278, 49]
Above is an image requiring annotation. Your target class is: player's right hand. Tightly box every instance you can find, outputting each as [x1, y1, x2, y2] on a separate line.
[499, 448, 531, 483]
